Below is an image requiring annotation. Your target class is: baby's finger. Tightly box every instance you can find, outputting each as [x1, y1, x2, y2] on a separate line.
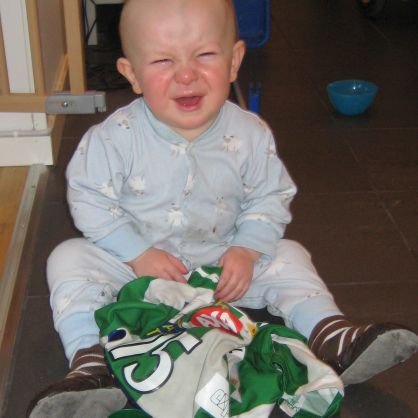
[167, 253, 189, 274]
[215, 269, 231, 294]
[217, 287, 239, 302]
[163, 264, 187, 283]
[216, 278, 239, 301]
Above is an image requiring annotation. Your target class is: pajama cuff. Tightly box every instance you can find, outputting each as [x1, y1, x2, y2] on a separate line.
[231, 220, 280, 258]
[95, 223, 150, 262]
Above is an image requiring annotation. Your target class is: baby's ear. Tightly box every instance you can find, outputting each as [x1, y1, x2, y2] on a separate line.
[116, 57, 142, 94]
[229, 40, 246, 83]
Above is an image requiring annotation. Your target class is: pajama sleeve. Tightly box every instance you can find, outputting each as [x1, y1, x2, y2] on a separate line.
[231, 128, 297, 258]
[66, 124, 150, 262]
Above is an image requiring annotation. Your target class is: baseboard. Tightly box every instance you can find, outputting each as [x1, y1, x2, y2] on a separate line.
[0, 165, 48, 416]
[0, 134, 53, 166]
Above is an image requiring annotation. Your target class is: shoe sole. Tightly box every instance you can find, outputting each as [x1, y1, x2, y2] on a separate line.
[29, 387, 127, 418]
[341, 329, 418, 386]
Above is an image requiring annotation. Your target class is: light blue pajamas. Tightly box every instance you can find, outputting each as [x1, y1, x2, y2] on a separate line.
[50, 98, 341, 363]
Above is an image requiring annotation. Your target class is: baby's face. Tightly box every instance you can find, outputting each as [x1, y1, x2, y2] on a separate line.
[118, 0, 245, 140]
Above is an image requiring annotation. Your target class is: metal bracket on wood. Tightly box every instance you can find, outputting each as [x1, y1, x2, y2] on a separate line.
[46, 91, 106, 114]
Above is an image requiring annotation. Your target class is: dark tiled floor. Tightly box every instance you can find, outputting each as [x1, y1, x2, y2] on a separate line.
[3, 1, 418, 417]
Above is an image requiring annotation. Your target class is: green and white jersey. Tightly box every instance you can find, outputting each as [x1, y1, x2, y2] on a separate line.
[95, 266, 343, 418]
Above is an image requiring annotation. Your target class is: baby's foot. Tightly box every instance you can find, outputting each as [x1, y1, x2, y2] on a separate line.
[27, 344, 127, 418]
[27, 377, 126, 418]
[309, 316, 418, 385]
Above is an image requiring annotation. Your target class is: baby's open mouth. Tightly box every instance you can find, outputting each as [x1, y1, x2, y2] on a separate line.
[174, 96, 202, 108]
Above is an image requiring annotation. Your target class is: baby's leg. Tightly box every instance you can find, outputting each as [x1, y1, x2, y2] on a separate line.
[47, 237, 136, 363]
[235, 239, 418, 385]
[28, 238, 135, 417]
[234, 238, 341, 337]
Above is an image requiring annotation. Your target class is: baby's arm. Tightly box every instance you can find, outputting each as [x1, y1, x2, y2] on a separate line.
[67, 122, 153, 264]
[231, 129, 296, 259]
[215, 246, 261, 302]
[214, 121, 296, 303]
[126, 247, 188, 282]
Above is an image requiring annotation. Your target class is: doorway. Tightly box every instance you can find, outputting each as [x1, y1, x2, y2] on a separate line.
[83, 1, 128, 91]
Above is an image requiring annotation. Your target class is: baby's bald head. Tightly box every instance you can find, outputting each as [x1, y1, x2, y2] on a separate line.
[119, 0, 239, 60]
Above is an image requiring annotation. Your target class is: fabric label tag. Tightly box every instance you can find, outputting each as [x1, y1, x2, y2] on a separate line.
[195, 372, 230, 418]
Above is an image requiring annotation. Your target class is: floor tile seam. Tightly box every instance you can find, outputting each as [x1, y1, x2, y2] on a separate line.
[298, 46, 402, 58]
[289, 42, 396, 55]
[377, 195, 416, 255]
[304, 189, 418, 197]
[327, 126, 418, 133]
[344, 140, 418, 196]
[361, 185, 417, 255]
[269, 11, 296, 52]
[329, 279, 418, 287]
[296, 190, 383, 197]
[279, 126, 418, 135]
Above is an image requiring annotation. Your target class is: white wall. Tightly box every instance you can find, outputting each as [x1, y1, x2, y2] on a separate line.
[0, 0, 38, 132]
[0, 0, 60, 165]
[0, 0, 34, 93]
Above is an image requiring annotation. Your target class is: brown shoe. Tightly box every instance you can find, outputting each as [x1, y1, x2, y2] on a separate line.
[309, 316, 418, 385]
[26, 374, 122, 418]
[27, 344, 127, 418]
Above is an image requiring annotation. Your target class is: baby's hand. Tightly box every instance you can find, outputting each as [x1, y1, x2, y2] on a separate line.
[215, 246, 261, 302]
[126, 247, 188, 283]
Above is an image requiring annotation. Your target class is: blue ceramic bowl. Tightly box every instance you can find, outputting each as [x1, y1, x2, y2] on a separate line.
[327, 80, 378, 116]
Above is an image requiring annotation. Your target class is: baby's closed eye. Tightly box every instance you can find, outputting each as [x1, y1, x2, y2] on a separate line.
[150, 58, 173, 65]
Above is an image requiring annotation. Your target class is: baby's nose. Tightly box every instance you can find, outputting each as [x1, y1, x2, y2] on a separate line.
[175, 63, 198, 85]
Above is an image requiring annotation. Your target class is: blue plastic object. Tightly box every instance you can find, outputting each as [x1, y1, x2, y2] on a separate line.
[248, 82, 261, 113]
[233, 0, 270, 48]
[327, 80, 378, 116]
